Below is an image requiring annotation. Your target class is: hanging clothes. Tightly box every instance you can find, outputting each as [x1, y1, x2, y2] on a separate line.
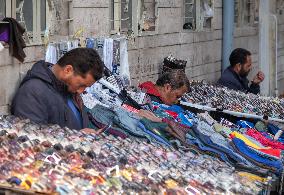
[103, 38, 113, 73]
[2, 17, 26, 62]
[119, 37, 131, 86]
[45, 44, 57, 64]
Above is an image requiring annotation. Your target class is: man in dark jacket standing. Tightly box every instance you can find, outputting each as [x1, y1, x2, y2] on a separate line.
[217, 48, 265, 94]
[11, 48, 104, 130]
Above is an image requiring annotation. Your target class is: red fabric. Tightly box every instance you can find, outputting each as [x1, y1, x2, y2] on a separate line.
[165, 110, 178, 119]
[122, 104, 139, 113]
[139, 81, 161, 97]
[246, 128, 284, 150]
[258, 148, 281, 158]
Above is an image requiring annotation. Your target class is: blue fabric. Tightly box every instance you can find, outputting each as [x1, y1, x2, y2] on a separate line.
[191, 125, 254, 166]
[267, 123, 284, 143]
[138, 122, 171, 147]
[153, 102, 197, 127]
[232, 138, 283, 174]
[236, 120, 254, 128]
[90, 105, 151, 139]
[165, 105, 184, 113]
[67, 97, 83, 129]
[86, 38, 95, 48]
[177, 113, 193, 127]
[186, 133, 231, 163]
[154, 103, 184, 113]
[267, 123, 281, 135]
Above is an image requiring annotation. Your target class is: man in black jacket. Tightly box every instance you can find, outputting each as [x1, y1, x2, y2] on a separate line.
[217, 48, 265, 94]
[11, 48, 104, 130]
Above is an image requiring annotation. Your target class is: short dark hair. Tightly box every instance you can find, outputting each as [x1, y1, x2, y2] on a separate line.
[156, 70, 190, 90]
[57, 48, 104, 81]
[229, 48, 251, 67]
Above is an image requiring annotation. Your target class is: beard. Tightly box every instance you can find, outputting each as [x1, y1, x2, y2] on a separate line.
[239, 67, 250, 77]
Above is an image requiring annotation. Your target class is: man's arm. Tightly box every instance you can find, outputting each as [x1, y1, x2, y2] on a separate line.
[248, 71, 264, 95]
[248, 82, 260, 94]
[11, 81, 48, 124]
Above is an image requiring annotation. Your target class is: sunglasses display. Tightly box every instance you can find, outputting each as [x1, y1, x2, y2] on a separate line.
[182, 81, 284, 120]
[0, 115, 269, 194]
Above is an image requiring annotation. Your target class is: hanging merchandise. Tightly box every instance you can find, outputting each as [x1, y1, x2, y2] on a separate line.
[2, 18, 26, 62]
[95, 37, 104, 60]
[103, 38, 114, 73]
[112, 39, 120, 75]
[119, 37, 131, 86]
[202, 0, 214, 18]
[45, 43, 57, 64]
[67, 39, 79, 51]
[45, 35, 130, 89]
[45, 39, 80, 64]
[86, 37, 95, 49]
[0, 41, 4, 52]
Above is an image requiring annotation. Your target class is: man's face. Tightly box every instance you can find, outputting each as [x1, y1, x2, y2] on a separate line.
[163, 85, 188, 105]
[65, 73, 95, 94]
[61, 65, 96, 94]
[239, 55, 252, 77]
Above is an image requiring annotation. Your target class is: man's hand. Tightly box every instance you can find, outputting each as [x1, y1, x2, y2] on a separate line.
[137, 110, 162, 123]
[252, 71, 265, 85]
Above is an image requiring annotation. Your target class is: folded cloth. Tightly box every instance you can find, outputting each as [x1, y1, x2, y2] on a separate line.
[250, 147, 281, 160]
[162, 118, 190, 144]
[237, 172, 268, 183]
[255, 121, 268, 132]
[88, 114, 128, 139]
[192, 122, 255, 166]
[234, 163, 269, 178]
[138, 122, 171, 147]
[213, 123, 232, 138]
[231, 131, 281, 158]
[230, 131, 268, 150]
[231, 138, 283, 174]
[90, 104, 151, 139]
[246, 128, 284, 150]
[140, 118, 170, 139]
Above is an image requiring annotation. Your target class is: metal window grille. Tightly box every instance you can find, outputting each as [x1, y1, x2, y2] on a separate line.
[183, 0, 213, 31]
[110, 0, 132, 33]
[235, 0, 258, 27]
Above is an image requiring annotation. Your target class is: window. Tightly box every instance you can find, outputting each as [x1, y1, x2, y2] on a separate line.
[235, 0, 258, 27]
[0, 0, 5, 20]
[138, 0, 157, 33]
[110, 0, 133, 34]
[183, 0, 214, 31]
[110, 0, 157, 36]
[1, 0, 48, 44]
[276, 0, 284, 14]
